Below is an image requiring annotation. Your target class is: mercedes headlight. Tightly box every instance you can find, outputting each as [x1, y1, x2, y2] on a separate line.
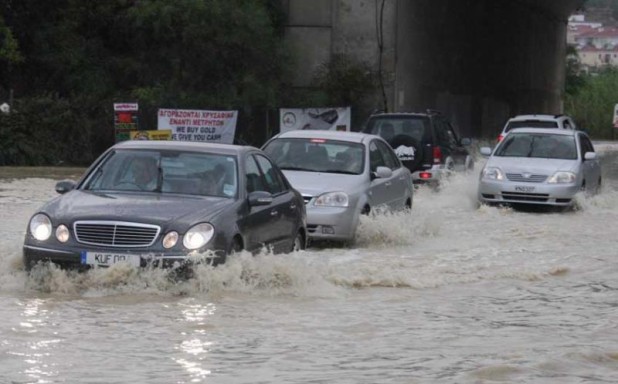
[314, 192, 349, 207]
[29, 214, 52, 241]
[481, 167, 504, 181]
[183, 223, 215, 250]
[548, 171, 576, 184]
[55, 224, 70, 243]
[162, 231, 179, 249]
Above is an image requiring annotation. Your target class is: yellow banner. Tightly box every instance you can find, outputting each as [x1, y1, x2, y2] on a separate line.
[130, 130, 172, 141]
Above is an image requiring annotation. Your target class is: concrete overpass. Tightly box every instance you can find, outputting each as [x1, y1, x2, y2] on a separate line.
[284, 0, 585, 137]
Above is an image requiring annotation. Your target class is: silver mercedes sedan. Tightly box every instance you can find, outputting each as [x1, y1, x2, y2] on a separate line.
[478, 128, 602, 207]
[262, 130, 413, 243]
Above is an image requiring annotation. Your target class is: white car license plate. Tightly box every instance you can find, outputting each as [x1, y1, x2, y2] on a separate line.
[80, 251, 141, 267]
[514, 185, 535, 193]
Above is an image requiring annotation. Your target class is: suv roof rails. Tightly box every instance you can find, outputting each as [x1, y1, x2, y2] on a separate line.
[426, 109, 442, 115]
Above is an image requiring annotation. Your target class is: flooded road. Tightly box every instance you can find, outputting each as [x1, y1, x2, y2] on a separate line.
[1, 145, 617, 383]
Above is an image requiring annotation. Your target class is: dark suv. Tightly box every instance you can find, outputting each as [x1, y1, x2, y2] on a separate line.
[363, 110, 473, 185]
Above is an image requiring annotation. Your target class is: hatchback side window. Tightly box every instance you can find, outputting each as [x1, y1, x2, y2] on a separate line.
[375, 140, 399, 170]
[579, 134, 594, 160]
[255, 154, 286, 194]
[369, 141, 387, 171]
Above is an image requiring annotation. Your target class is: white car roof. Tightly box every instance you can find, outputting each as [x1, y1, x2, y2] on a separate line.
[507, 114, 567, 122]
[507, 127, 576, 136]
[275, 130, 376, 144]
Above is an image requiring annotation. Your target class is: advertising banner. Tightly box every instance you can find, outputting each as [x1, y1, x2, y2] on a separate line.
[158, 108, 238, 144]
[130, 130, 172, 140]
[114, 102, 139, 142]
[279, 107, 351, 133]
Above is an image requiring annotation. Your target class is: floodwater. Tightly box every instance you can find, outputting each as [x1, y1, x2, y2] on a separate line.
[1, 145, 617, 384]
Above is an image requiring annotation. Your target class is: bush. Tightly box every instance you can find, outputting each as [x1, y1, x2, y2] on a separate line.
[0, 95, 98, 166]
[565, 68, 618, 140]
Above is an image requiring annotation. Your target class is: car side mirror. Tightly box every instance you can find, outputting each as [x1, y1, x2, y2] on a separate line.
[55, 180, 76, 194]
[248, 191, 273, 207]
[461, 138, 472, 146]
[584, 152, 597, 161]
[372, 166, 393, 180]
[480, 147, 492, 157]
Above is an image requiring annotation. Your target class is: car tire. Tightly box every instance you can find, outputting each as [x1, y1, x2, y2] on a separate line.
[389, 135, 423, 171]
[229, 237, 243, 255]
[290, 231, 305, 253]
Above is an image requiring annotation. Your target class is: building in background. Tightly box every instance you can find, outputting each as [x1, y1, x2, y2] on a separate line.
[568, 14, 618, 71]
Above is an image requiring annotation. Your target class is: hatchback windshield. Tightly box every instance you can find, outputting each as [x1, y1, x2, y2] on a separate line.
[495, 133, 577, 160]
[82, 149, 238, 197]
[263, 138, 365, 174]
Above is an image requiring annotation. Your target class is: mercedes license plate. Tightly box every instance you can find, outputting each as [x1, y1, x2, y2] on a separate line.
[80, 251, 141, 267]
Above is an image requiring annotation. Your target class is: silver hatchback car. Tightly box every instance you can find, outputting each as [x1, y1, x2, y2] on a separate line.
[263, 130, 413, 243]
[478, 128, 602, 207]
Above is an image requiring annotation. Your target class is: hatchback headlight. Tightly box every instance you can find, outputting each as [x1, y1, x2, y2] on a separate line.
[29, 214, 52, 241]
[183, 223, 215, 250]
[314, 192, 349, 207]
[481, 167, 504, 181]
[548, 171, 576, 184]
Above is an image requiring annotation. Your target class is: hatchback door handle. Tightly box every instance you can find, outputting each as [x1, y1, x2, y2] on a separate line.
[290, 204, 297, 209]
[270, 210, 278, 216]
[385, 182, 392, 186]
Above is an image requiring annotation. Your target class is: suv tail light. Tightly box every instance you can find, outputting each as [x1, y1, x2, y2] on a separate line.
[433, 146, 442, 164]
[497, 134, 504, 142]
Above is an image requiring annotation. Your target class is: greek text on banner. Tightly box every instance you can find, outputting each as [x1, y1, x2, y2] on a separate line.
[158, 108, 238, 144]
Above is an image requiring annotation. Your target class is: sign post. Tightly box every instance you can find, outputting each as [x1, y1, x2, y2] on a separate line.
[613, 104, 618, 141]
[114, 102, 139, 142]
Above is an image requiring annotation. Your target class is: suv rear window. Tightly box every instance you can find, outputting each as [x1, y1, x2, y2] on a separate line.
[505, 120, 559, 132]
[365, 117, 430, 143]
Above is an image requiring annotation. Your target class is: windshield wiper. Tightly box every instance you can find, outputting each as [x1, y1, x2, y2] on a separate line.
[280, 166, 311, 171]
[320, 169, 357, 175]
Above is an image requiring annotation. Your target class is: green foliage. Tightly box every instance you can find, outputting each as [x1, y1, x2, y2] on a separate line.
[565, 68, 618, 139]
[0, 16, 23, 65]
[313, 54, 377, 106]
[565, 45, 585, 97]
[0, 94, 99, 165]
[310, 54, 378, 127]
[1, 0, 291, 164]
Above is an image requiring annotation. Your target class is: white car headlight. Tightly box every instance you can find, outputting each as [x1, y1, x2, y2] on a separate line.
[481, 167, 504, 181]
[29, 214, 52, 241]
[548, 171, 576, 184]
[314, 192, 349, 207]
[183, 223, 215, 250]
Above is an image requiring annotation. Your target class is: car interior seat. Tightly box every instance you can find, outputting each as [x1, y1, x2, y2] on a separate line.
[307, 145, 329, 169]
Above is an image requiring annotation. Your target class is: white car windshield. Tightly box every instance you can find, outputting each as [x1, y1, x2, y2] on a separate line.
[82, 149, 238, 197]
[495, 133, 577, 160]
[505, 120, 559, 132]
[264, 138, 365, 174]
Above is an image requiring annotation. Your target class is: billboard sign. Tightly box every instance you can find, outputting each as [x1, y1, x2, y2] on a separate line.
[279, 107, 351, 133]
[158, 109, 238, 144]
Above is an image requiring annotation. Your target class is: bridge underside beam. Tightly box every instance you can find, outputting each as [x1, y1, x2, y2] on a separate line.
[395, 0, 583, 137]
